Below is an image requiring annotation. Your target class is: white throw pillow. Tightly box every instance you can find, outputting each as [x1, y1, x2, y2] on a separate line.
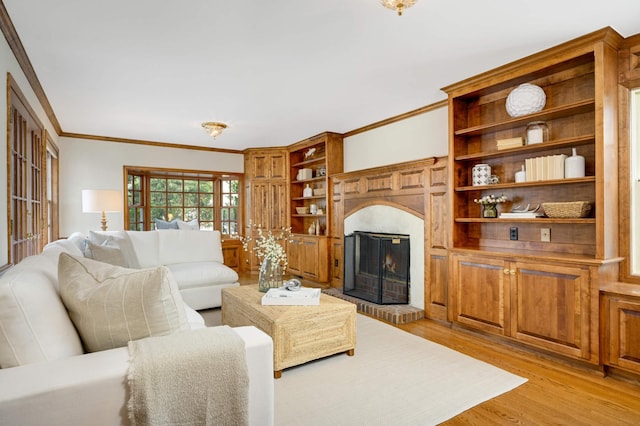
[177, 219, 199, 230]
[58, 253, 190, 353]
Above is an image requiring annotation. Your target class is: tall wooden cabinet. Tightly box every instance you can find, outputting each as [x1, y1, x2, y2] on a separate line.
[442, 27, 623, 364]
[243, 148, 289, 271]
[287, 133, 343, 283]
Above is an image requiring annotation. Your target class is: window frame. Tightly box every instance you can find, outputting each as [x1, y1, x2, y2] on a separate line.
[124, 166, 243, 236]
[619, 86, 640, 284]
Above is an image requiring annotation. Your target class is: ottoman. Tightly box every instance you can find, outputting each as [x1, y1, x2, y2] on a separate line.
[222, 285, 356, 378]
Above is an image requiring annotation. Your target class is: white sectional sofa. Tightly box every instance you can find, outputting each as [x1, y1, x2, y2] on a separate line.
[0, 235, 274, 425]
[84, 229, 240, 310]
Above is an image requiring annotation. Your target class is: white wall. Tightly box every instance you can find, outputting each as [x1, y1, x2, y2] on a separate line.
[343, 106, 448, 172]
[57, 137, 244, 236]
[0, 35, 59, 266]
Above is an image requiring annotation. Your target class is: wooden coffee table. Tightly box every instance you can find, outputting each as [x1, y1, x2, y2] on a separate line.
[221, 285, 356, 378]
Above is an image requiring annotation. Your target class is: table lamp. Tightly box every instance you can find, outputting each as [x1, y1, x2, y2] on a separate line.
[82, 189, 122, 231]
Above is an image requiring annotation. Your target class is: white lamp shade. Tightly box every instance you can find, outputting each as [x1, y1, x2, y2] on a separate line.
[82, 189, 122, 213]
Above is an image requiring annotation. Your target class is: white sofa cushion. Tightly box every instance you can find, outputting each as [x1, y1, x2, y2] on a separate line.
[166, 262, 239, 289]
[0, 255, 84, 368]
[157, 230, 224, 265]
[125, 231, 160, 268]
[58, 254, 189, 353]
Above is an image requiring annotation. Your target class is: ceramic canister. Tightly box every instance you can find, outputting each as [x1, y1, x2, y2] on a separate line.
[472, 164, 491, 186]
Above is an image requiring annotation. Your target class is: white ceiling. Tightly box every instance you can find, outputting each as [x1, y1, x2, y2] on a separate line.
[4, 0, 640, 151]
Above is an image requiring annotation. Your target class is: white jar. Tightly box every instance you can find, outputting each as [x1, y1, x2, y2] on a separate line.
[565, 148, 585, 178]
[515, 165, 526, 183]
[472, 164, 491, 186]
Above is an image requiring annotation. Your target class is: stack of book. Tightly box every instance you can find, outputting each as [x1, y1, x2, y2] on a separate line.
[499, 211, 544, 219]
[261, 287, 321, 306]
[496, 137, 524, 150]
[524, 154, 567, 181]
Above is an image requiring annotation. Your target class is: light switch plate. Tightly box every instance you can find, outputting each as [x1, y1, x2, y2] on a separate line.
[540, 228, 551, 242]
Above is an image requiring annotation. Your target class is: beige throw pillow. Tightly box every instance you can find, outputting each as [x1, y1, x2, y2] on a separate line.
[58, 253, 189, 353]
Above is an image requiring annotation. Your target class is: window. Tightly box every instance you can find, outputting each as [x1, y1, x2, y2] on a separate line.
[220, 177, 240, 235]
[125, 167, 242, 235]
[631, 88, 640, 275]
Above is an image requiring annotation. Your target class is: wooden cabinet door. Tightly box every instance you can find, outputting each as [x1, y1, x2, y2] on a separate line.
[250, 181, 287, 230]
[248, 154, 269, 179]
[452, 255, 510, 336]
[300, 238, 319, 278]
[250, 183, 269, 230]
[221, 239, 243, 272]
[606, 296, 640, 373]
[511, 262, 590, 359]
[247, 151, 287, 180]
[269, 153, 287, 180]
[269, 181, 288, 230]
[287, 238, 302, 276]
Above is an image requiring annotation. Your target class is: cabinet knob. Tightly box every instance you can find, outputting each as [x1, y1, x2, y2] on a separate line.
[510, 269, 516, 275]
[503, 268, 510, 275]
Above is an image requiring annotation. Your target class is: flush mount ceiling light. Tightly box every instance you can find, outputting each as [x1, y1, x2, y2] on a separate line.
[381, 0, 417, 16]
[201, 122, 228, 139]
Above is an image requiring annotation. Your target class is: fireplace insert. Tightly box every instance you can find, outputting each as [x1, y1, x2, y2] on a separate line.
[343, 231, 410, 305]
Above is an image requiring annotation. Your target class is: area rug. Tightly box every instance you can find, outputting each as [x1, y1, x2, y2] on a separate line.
[273, 314, 527, 426]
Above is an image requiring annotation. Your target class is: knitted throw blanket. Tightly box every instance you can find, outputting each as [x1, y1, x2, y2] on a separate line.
[127, 326, 249, 426]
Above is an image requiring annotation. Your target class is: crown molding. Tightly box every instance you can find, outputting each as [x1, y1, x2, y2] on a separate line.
[61, 131, 243, 154]
[343, 99, 447, 138]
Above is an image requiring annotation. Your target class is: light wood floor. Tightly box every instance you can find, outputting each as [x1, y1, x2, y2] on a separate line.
[397, 319, 640, 425]
[237, 272, 640, 424]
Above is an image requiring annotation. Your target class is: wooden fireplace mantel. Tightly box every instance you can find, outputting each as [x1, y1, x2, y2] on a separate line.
[331, 157, 442, 220]
[329, 156, 450, 324]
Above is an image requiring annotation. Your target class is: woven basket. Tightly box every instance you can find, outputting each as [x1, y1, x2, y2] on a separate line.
[542, 201, 592, 218]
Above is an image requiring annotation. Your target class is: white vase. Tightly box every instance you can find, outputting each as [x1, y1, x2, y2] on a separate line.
[565, 148, 585, 178]
[303, 184, 313, 197]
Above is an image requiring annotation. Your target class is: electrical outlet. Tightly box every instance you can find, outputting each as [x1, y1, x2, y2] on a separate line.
[510, 227, 518, 240]
[540, 228, 551, 242]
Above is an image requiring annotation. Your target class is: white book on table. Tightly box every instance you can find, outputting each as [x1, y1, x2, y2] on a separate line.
[261, 287, 321, 306]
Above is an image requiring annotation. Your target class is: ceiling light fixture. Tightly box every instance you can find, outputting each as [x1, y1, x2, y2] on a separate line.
[381, 0, 417, 16]
[201, 122, 228, 139]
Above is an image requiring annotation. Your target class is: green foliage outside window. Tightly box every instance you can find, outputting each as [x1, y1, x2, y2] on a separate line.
[126, 169, 240, 234]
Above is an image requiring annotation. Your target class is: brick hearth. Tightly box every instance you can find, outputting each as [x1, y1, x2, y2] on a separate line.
[322, 288, 424, 325]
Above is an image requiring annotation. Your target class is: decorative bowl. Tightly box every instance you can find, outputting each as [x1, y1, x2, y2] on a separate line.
[506, 83, 546, 117]
[295, 206, 309, 215]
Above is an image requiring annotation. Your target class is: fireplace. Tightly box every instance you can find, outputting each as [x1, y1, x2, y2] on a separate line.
[343, 231, 410, 305]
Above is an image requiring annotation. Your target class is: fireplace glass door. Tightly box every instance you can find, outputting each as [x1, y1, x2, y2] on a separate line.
[343, 231, 410, 304]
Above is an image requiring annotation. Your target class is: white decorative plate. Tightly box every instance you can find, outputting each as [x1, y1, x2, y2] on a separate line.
[505, 83, 546, 117]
